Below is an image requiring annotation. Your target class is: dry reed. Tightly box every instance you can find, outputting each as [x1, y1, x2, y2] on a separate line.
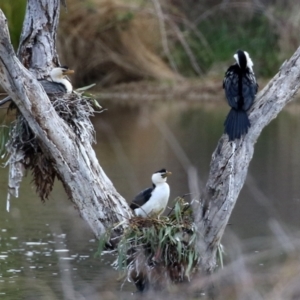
[58, 0, 179, 87]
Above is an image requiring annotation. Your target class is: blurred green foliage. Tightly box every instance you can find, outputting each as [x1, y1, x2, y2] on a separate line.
[1, 0, 26, 49]
[173, 14, 280, 77]
[1, 0, 281, 79]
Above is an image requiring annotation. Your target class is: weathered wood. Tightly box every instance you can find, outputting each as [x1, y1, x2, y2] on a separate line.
[4, 0, 62, 205]
[195, 50, 300, 272]
[17, 0, 61, 77]
[0, 9, 131, 237]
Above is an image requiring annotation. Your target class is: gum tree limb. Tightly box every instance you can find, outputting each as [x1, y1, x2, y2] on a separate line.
[195, 49, 300, 272]
[0, 9, 131, 238]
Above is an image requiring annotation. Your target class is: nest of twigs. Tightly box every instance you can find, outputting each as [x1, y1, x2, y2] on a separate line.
[2, 91, 100, 201]
[98, 197, 200, 291]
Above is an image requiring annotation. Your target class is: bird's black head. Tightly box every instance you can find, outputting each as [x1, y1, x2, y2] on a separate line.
[60, 65, 69, 70]
[153, 168, 172, 180]
[155, 168, 167, 174]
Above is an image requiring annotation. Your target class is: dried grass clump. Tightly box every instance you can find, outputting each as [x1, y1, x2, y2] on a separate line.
[4, 92, 98, 201]
[99, 198, 200, 291]
[58, 0, 179, 87]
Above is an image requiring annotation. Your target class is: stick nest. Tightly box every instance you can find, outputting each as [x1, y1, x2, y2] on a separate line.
[2, 91, 100, 201]
[99, 197, 200, 291]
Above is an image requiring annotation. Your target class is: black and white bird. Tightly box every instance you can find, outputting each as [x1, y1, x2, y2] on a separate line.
[130, 169, 172, 218]
[40, 66, 74, 94]
[223, 50, 258, 141]
[0, 66, 74, 106]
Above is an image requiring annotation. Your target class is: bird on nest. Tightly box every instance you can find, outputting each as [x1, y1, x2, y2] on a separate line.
[0, 66, 74, 106]
[130, 169, 172, 218]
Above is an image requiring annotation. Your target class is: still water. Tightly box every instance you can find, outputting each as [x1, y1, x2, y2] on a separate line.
[0, 98, 300, 299]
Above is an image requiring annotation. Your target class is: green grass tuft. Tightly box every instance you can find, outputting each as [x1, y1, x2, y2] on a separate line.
[97, 197, 200, 284]
[0, 124, 11, 159]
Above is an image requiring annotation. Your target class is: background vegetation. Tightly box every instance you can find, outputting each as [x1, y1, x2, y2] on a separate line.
[2, 0, 300, 86]
[1, 0, 26, 48]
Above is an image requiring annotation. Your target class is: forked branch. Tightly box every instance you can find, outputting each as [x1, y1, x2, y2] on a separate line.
[0, 9, 131, 238]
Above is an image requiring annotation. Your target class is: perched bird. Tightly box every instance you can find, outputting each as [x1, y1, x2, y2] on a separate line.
[0, 66, 74, 106]
[130, 169, 172, 218]
[39, 66, 74, 94]
[223, 50, 258, 141]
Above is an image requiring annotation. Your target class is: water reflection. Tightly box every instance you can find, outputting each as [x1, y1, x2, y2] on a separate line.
[1, 99, 300, 298]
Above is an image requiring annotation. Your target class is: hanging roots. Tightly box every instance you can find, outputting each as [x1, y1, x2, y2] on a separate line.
[98, 197, 200, 292]
[3, 92, 100, 201]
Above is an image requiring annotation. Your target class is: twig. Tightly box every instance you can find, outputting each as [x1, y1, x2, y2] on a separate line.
[151, 0, 179, 73]
[168, 18, 203, 76]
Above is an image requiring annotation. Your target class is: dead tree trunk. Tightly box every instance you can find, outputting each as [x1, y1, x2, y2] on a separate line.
[195, 51, 300, 272]
[0, 3, 131, 238]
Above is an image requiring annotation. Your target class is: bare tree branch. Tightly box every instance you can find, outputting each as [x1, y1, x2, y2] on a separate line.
[151, 0, 179, 73]
[168, 18, 203, 76]
[17, 0, 61, 77]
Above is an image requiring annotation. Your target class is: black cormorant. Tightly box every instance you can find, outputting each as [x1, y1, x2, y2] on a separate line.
[130, 169, 172, 218]
[223, 50, 258, 141]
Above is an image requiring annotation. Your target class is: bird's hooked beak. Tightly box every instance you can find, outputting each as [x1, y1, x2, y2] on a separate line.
[63, 69, 75, 75]
[162, 171, 172, 178]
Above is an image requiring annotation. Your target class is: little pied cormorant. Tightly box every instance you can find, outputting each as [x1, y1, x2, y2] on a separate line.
[0, 66, 74, 106]
[223, 50, 258, 141]
[130, 169, 172, 218]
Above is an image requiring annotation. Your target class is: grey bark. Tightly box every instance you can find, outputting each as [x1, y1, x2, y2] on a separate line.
[195, 51, 300, 272]
[0, 7, 131, 237]
[17, 0, 61, 77]
[4, 0, 63, 205]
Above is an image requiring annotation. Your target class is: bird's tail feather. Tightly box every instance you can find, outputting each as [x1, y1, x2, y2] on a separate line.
[224, 109, 250, 141]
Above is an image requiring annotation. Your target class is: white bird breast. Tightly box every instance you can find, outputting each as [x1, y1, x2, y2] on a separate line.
[134, 183, 170, 217]
[61, 79, 73, 93]
[49, 68, 73, 93]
